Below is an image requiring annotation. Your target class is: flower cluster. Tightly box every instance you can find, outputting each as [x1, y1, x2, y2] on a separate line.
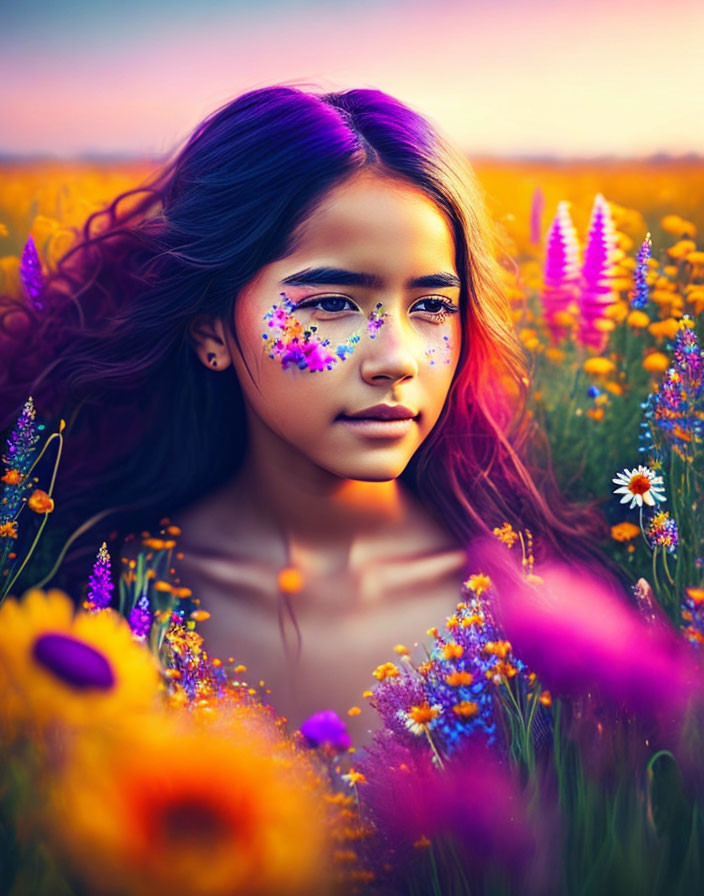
[368, 574, 532, 763]
[646, 510, 679, 554]
[650, 319, 704, 461]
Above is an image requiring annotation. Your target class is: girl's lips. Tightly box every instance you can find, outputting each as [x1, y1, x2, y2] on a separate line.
[336, 415, 417, 439]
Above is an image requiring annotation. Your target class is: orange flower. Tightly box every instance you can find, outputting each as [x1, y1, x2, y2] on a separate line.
[0, 521, 18, 539]
[626, 310, 650, 329]
[465, 573, 492, 596]
[493, 522, 519, 549]
[27, 489, 55, 513]
[642, 352, 670, 373]
[442, 643, 464, 660]
[583, 357, 615, 376]
[1, 468, 23, 485]
[445, 671, 474, 687]
[686, 588, 704, 605]
[277, 566, 304, 595]
[611, 522, 641, 542]
[452, 701, 479, 718]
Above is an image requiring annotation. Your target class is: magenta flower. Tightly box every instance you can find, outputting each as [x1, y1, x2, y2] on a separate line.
[492, 558, 702, 727]
[578, 194, 617, 351]
[299, 709, 351, 752]
[540, 202, 580, 343]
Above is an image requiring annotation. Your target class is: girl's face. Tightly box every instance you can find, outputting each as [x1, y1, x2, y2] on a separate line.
[216, 170, 462, 482]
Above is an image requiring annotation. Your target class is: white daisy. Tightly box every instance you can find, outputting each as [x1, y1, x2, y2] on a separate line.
[612, 465, 666, 509]
[400, 702, 443, 736]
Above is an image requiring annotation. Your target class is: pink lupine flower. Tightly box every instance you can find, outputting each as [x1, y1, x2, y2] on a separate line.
[578, 194, 618, 351]
[540, 202, 580, 343]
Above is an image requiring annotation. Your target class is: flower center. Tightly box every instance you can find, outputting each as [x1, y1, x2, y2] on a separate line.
[628, 473, 651, 495]
[159, 798, 232, 847]
[32, 632, 115, 690]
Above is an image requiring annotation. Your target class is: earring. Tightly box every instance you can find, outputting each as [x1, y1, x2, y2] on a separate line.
[207, 352, 217, 367]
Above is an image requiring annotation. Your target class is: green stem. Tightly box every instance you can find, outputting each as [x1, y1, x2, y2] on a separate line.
[424, 727, 445, 771]
[662, 546, 674, 586]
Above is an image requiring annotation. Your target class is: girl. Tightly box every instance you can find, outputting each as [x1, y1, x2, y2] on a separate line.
[0, 84, 613, 744]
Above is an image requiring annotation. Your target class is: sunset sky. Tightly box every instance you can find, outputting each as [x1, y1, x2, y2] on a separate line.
[2, 0, 703, 158]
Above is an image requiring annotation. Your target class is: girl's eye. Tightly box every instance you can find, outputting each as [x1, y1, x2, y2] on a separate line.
[412, 297, 460, 322]
[293, 296, 357, 314]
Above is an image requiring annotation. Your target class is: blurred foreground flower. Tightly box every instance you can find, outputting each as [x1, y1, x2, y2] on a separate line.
[491, 555, 702, 726]
[42, 714, 334, 896]
[0, 587, 161, 736]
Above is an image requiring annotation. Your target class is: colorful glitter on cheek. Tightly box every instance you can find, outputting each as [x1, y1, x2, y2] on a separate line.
[261, 292, 361, 373]
[366, 302, 389, 338]
[425, 335, 454, 367]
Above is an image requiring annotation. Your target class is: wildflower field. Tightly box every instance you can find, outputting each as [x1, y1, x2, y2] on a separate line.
[1, 157, 704, 895]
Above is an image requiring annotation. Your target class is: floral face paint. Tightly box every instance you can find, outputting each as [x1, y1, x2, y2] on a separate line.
[425, 334, 454, 366]
[262, 292, 361, 372]
[262, 294, 393, 373]
[366, 302, 389, 338]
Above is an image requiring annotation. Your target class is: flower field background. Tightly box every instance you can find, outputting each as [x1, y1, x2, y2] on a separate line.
[2, 157, 704, 895]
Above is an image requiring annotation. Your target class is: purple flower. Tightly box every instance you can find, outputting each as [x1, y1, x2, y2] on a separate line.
[128, 592, 151, 641]
[578, 194, 617, 351]
[1, 396, 41, 523]
[630, 233, 652, 309]
[86, 541, 114, 610]
[20, 235, 45, 311]
[299, 709, 351, 752]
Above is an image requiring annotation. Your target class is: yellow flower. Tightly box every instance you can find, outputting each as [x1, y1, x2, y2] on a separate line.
[492, 522, 519, 548]
[372, 662, 400, 682]
[0, 588, 161, 735]
[465, 573, 492, 596]
[583, 357, 615, 376]
[610, 522, 641, 542]
[649, 318, 681, 341]
[686, 251, 704, 266]
[626, 310, 650, 329]
[27, 489, 55, 514]
[452, 701, 479, 718]
[642, 352, 670, 373]
[667, 239, 697, 259]
[44, 714, 332, 896]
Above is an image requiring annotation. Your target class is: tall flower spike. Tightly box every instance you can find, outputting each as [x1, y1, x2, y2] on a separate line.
[652, 318, 704, 460]
[530, 186, 544, 246]
[578, 194, 618, 351]
[1, 396, 41, 523]
[540, 201, 581, 343]
[19, 235, 45, 311]
[86, 542, 114, 611]
[630, 233, 652, 310]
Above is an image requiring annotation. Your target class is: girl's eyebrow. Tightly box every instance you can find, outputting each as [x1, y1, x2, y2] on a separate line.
[280, 266, 461, 290]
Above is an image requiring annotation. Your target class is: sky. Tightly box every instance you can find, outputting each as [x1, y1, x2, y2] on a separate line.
[2, 0, 703, 158]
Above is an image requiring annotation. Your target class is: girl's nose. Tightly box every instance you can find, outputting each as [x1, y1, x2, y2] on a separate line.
[358, 311, 419, 384]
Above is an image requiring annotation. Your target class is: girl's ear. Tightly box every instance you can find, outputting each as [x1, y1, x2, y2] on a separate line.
[188, 314, 232, 370]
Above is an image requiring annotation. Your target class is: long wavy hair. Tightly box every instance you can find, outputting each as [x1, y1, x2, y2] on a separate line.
[0, 83, 614, 600]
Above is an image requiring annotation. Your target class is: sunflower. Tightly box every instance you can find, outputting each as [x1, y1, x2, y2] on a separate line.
[612, 465, 666, 509]
[45, 714, 333, 896]
[0, 588, 162, 736]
